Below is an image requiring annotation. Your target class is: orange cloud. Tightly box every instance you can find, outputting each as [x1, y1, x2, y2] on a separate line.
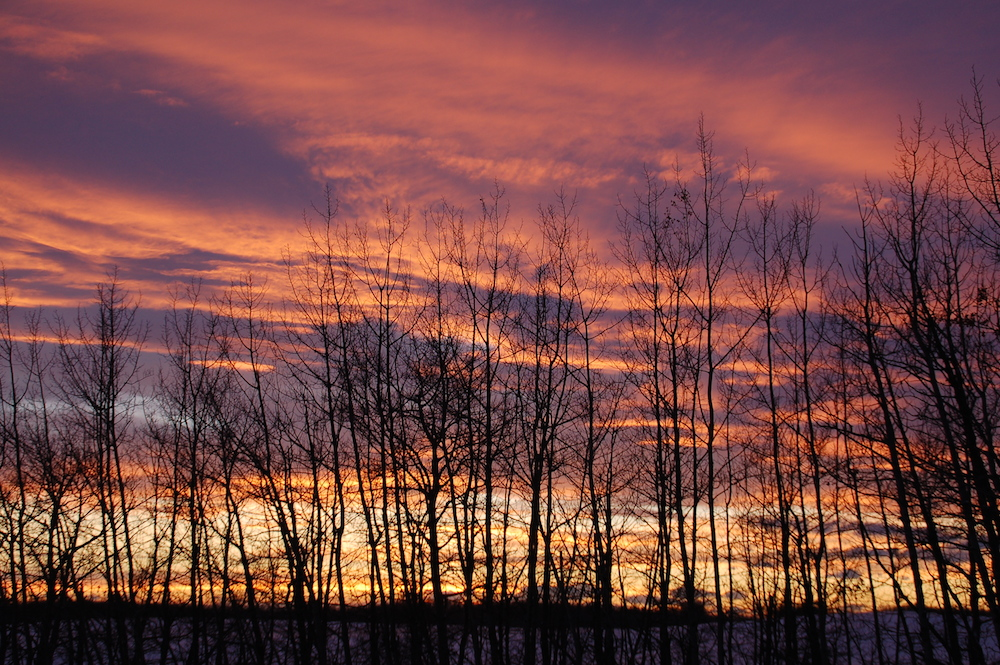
[8, 0, 898, 188]
[0, 159, 298, 308]
[0, 0, 982, 310]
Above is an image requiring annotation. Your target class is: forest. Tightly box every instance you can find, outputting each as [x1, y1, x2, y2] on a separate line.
[2, 81, 1000, 665]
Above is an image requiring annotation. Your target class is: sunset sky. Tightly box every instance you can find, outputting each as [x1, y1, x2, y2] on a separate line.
[2, 0, 998, 310]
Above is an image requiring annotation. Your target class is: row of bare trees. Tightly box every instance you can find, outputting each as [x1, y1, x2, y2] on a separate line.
[2, 79, 1000, 665]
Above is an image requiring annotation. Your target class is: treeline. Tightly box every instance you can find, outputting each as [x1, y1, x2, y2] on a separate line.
[2, 84, 1000, 665]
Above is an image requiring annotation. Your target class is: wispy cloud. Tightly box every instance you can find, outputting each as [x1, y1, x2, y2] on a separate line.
[0, 14, 107, 60]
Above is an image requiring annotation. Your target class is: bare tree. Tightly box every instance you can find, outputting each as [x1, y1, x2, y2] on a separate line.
[55, 271, 148, 664]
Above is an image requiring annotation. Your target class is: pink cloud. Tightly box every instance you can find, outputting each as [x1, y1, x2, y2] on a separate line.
[0, 0, 992, 306]
[0, 14, 107, 60]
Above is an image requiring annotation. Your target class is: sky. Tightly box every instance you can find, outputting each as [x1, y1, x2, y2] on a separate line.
[2, 0, 999, 311]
